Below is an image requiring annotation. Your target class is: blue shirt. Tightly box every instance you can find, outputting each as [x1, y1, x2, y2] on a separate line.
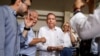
[0, 5, 26, 56]
[19, 23, 37, 56]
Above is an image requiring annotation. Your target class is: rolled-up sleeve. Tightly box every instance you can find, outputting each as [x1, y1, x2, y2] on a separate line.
[18, 24, 28, 48]
[70, 9, 100, 40]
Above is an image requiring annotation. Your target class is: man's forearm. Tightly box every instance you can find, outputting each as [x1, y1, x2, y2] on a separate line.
[29, 38, 41, 46]
[22, 30, 28, 38]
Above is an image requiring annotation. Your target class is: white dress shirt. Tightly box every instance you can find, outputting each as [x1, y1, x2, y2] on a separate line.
[70, 10, 100, 39]
[37, 26, 63, 56]
[63, 32, 72, 47]
[70, 7, 100, 52]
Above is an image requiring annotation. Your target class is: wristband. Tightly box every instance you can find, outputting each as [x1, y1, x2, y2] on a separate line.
[24, 27, 30, 31]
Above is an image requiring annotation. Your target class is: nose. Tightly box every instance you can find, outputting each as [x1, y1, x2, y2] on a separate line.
[34, 18, 38, 22]
[49, 19, 53, 22]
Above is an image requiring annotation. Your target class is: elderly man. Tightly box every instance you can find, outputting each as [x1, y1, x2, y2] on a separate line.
[19, 10, 46, 56]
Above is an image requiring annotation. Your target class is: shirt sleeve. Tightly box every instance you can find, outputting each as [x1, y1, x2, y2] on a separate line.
[18, 23, 28, 48]
[70, 8, 100, 40]
[25, 29, 35, 45]
[36, 28, 48, 51]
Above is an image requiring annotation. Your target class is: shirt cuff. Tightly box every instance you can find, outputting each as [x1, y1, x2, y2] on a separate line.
[20, 33, 28, 48]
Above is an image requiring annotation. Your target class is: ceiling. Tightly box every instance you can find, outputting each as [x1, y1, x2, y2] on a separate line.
[0, 0, 98, 12]
[30, 0, 74, 12]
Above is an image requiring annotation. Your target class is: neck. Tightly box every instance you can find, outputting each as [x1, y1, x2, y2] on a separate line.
[63, 30, 69, 33]
[10, 4, 18, 13]
[49, 26, 55, 30]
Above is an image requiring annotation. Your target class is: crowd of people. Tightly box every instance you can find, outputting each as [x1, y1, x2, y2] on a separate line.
[0, 0, 100, 56]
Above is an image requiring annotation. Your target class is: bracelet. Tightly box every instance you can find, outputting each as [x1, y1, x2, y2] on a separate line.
[24, 27, 30, 31]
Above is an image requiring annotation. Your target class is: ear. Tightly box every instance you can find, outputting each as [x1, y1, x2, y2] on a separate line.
[16, 0, 22, 6]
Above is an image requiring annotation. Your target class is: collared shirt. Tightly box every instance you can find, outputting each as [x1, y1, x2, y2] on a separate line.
[19, 22, 37, 56]
[0, 5, 26, 56]
[63, 32, 72, 47]
[70, 7, 100, 52]
[37, 26, 63, 56]
[0, 5, 18, 56]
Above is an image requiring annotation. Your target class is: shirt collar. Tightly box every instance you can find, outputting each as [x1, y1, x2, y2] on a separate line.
[46, 26, 57, 31]
[7, 6, 17, 17]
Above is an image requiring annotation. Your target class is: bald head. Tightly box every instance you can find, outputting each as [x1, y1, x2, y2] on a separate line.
[25, 9, 38, 27]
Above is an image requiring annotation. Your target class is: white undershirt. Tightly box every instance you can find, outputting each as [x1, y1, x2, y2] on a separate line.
[63, 32, 72, 47]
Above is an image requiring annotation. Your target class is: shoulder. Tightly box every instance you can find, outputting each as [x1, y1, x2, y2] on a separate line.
[70, 12, 87, 25]
[55, 26, 63, 33]
[55, 26, 62, 31]
[0, 5, 9, 11]
[0, 5, 10, 18]
[0, 6, 6, 12]
[39, 26, 48, 30]
[71, 12, 86, 21]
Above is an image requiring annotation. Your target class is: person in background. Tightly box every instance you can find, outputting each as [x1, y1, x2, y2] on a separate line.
[0, 0, 32, 56]
[60, 22, 77, 56]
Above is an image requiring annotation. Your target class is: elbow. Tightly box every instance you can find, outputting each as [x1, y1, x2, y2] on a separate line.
[79, 34, 92, 40]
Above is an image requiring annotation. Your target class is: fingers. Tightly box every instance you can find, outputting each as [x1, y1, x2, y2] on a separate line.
[40, 37, 46, 43]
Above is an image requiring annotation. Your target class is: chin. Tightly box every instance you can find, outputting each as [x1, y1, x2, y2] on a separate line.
[17, 13, 24, 17]
[18, 11, 27, 17]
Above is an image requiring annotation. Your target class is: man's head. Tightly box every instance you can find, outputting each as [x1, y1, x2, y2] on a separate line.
[25, 10, 38, 27]
[10, 0, 32, 16]
[46, 13, 56, 29]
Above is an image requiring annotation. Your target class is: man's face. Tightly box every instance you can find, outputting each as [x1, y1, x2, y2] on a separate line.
[46, 14, 56, 29]
[18, 0, 31, 16]
[29, 11, 38, 27]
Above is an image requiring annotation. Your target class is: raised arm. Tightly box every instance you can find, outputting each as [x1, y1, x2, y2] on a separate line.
[70, 0, 100, 40]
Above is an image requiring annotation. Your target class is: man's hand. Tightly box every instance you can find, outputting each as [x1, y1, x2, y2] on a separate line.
[56, 46, 64, 51]
[40, 37, 46, 43]
[47, 46, 57, 52]
[24, 12, 34, 28]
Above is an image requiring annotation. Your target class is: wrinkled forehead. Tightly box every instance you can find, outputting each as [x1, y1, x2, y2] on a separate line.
[30, 11, 38, 16]
[24, 0, 31, 7]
